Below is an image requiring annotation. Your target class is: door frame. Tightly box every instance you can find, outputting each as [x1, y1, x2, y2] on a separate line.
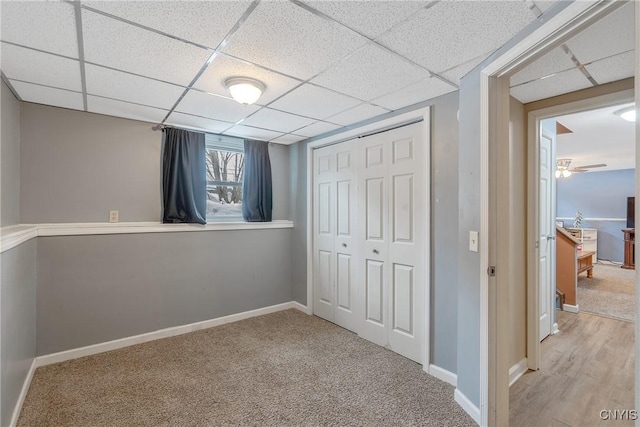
[479, 1, 636, 425]
[526, 88, 635, 371]
[305, 106, 432, 369]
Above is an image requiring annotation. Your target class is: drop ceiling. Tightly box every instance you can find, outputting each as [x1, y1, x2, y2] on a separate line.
[0, 1, 635, 144]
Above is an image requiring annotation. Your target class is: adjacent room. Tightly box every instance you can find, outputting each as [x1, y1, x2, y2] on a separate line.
[0, 1, 638, 426]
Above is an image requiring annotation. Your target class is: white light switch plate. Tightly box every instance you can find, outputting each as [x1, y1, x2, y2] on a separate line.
[469, 231, 479, 252]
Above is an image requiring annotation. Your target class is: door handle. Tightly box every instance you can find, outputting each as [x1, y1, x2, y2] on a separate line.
[342, 243, 347, 247]
[373, 249, 379, 254]
[547, 235, 556, 240]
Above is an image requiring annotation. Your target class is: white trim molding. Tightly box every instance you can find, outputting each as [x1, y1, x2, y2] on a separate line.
[35, 301, 306, 367]
[0, 221, 294, 254]
[428, 364, 457, 387]
[508, 358, 529, 387]
[563, 304, 579, 314]
[9, 359, 37, 427]
[556, 217, 626, 222]
[552, 323, 560, 335]
[454, 388, 481, 425]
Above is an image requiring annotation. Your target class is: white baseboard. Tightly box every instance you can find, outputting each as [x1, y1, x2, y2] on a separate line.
[36, 301, 302, 367]
[291, 301, 311, 314]
[509, 358, 528, 387]
[428, 364, 457, 387]
[563, 303, 579, 313]
[9, 359, 36, 427]
[454, 388, 481, 425]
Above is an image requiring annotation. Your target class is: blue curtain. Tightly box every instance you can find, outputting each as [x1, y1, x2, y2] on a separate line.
[162, 128, 207, 224]
[242, 140, 272, 222]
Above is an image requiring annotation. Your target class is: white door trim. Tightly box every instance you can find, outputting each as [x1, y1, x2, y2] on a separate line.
[479, 1, 627, 425]
[306, 106, 431, 368]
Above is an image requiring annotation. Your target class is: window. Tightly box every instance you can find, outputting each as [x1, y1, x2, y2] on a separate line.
[205, 134, 244, 220]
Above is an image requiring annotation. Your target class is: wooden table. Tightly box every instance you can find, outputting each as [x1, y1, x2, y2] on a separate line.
[577, 250, 594, 278]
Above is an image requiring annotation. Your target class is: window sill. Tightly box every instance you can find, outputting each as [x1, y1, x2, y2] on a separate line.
[1, 221, 294, 254]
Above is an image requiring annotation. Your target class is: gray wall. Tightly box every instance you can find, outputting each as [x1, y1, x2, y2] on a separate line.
[429, 91, 460, 373]
[1, 81, 21, 226]
[1, 240, 37, 427]
[289, 141, 307, 304]
[20, 103, 291, 223]
[557, 168, 634, 263]
[37, 230, 292, 355]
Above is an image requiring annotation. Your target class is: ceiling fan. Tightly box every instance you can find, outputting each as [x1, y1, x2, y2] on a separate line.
[555, 158, 607, 178]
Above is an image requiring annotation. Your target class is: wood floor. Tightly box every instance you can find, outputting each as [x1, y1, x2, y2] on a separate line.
[510, 311, 634, 426]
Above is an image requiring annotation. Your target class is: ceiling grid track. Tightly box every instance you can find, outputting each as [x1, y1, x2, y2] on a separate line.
[72, 0, 89, 111]
[560, 43, 599, 86]
[159, 0, 262, 125]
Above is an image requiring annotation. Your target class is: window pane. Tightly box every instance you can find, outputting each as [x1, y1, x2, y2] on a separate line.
[205, 149, 244, 184]
[207, 185, 243, 218]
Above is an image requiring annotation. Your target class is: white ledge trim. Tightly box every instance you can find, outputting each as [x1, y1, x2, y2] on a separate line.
[0, 221, 294, 254]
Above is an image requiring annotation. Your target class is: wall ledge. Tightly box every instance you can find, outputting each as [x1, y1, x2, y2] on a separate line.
[0, 221, 294, 254]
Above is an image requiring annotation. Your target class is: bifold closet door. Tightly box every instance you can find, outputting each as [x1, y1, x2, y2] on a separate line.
[358, 122, 425, 363]
[312, 141, 359, 332]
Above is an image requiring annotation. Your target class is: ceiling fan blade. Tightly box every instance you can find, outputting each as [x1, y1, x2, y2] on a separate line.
[571, 163, 607, 170]
[569, 169, 588, 173]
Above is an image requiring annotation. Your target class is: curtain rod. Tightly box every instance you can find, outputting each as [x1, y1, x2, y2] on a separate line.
[151, 123, 274, 145]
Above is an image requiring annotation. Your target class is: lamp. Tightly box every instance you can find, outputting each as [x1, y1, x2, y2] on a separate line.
[224, 77, 265, 105]
[555, 158, 572, 178]
[614, 105, 636, 122]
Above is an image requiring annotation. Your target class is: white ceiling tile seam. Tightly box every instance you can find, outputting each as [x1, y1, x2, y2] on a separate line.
[560, 43, 598, 86]
[1, 73, 23, 101]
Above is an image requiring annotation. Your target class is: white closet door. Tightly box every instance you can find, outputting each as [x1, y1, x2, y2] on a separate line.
[358, 132, 389, 348]
[333, 142, 360, 332]
[386, 123, 425, 363]
[312, 141, 359, 331]
[313, 144, 336, 322]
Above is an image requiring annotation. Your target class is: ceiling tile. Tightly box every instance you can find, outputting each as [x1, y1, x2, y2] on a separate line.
[87, 95, 168, 123]
[438, 54, 486, 85]
[510, 68, 593, 104]
[241, 108, 315, 134]
[222, 1, 368, 80]
[378, 1, 535, 73]
[85, 64, 185, 109]
[301, 1, 430, 38]
[293, 121, 343, 138]
[1, 43, 82, 91]
[533, 1, 560, 14]
[510, 47, 575, 87]
[565, 2, 635, 65]
[82, 10, 211, 86]
[372, 77, 457, 111]
[311, 43, 428, 101]
[10, 80, 83, 111]
[194, 54, 302, 105]
[82, 1, 251, 49]
[176, 90, 259, 123]
[269, 84, 361, 120]
[325, 103, 390, 126]
[0, 1, 78, 57]
[224, 125, 283, 142]
[270, 134, 307, 145]
[585, 51, 636, 86]
[165, 112, 232, 134]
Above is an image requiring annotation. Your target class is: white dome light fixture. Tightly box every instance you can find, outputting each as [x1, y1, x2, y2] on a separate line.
[614, 105, 636, 122]
[224, 77, 265, 105]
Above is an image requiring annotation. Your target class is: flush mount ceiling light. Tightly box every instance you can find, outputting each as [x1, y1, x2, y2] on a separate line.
[224, 77, 265, 105]
[614, 105, 636, 122]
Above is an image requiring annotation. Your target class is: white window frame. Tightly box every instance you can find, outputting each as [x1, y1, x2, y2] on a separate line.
[205, 134, 245, 222]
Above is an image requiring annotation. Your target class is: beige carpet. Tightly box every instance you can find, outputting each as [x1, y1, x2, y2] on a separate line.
[18, 310, 475, 427]
[577, 263, 635, 322]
